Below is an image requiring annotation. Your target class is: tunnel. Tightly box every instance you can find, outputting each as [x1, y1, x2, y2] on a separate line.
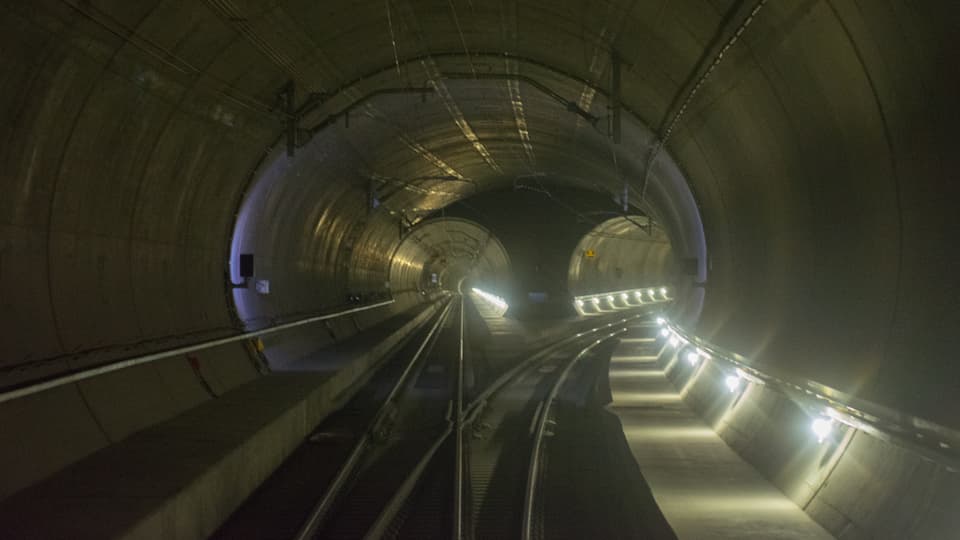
[1, 1, 958, 538]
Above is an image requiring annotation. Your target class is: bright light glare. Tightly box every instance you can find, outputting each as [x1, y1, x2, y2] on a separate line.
[647, 288, 655, 296]
[471, 288, 508, 310]
[575, 299, 584, 307]
[660, 287, 668, 295]
[656, 317, 666, 325]
[686, 351, 700, 365]
[668, 336, 680, 347]
[811, 417, 834, 443]
[620, 293, 629, 301]
[660, 328, 670, 337]
[591, 298, 600, 304]
[725, 374, 742, 393]
[634, 291, 643, 298]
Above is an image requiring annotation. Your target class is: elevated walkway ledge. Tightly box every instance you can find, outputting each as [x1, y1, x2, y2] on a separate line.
[0, 299, 445, 539]
[608, 326, 833, 539]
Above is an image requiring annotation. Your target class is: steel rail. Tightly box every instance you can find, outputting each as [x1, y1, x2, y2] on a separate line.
[521, 329, 628, 540]
[453, 295, 466, 539]
[293, 298, 454, 540]
[461, 313, 647, 424]
[0, 299, 397, 405]
[362, 423, 454, 540]
[359, 295, 467, 540]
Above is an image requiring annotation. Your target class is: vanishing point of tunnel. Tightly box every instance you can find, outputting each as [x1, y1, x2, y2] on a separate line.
[1, 1, 958, 538]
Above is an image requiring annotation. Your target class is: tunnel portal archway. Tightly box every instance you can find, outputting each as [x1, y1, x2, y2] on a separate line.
[389, 217, 511, 295]
[568, 216, 675, 294]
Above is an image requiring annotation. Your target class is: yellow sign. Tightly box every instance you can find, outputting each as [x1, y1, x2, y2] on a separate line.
[584, 249, 596, 258]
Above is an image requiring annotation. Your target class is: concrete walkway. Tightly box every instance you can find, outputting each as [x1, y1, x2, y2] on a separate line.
[609, 324, 833, 540]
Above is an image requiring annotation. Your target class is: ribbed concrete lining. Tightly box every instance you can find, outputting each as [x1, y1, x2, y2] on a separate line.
[0, 0, 957, 474]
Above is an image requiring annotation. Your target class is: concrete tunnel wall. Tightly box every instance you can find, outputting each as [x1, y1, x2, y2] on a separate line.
[226, 132, 449, 369]
[0, 1, 707, 379]
[668, 2, 959, 429]
[567, 216, 675, 295]
[662, 343, 960, 537]
[1, 0, 958, 507]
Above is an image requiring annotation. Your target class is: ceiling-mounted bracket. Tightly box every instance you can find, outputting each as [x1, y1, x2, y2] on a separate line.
[279, 81, 298, 157]
[611, 51, 622, 144]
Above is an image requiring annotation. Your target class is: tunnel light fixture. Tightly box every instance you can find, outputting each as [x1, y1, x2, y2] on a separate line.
[573, 286, 672, 312]
[811, 417, 834, 443]
[648, 324, 888, 449]
[660, 287, 668, 296]
[725, 373, 743, 393]
[471, 288, 508, 311]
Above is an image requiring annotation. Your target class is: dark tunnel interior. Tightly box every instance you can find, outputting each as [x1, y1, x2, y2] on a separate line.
[1, 0, 959, 537]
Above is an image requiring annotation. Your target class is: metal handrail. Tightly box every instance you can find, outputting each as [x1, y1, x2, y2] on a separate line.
[0, 299, 396, 405]
[662, 322, 960, 470]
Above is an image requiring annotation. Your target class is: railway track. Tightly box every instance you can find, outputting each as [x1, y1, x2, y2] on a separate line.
[215, 294, 655, 539]
[294, 297, 461, 539]
[289, 292, 644, 539]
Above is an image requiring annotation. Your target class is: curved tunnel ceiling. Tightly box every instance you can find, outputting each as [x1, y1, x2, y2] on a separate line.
[2, 0, 958, 431]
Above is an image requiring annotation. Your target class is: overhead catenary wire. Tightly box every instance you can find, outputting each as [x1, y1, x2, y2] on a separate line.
[639, 0, 770, 201]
